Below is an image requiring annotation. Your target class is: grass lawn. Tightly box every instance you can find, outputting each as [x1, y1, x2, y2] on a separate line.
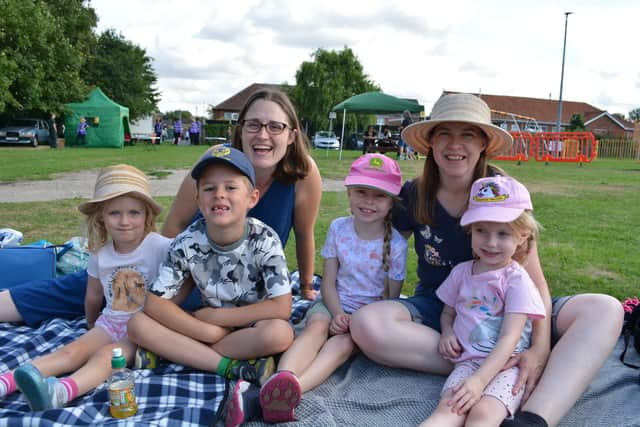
[1, 144, 638, 301]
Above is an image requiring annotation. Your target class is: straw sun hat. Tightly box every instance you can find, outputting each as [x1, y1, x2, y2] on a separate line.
[78, 164, 162, 215]
[401, 93, 513, 158]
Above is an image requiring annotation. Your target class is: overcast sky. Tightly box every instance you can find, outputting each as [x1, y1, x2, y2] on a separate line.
[91, 0, 639, 117]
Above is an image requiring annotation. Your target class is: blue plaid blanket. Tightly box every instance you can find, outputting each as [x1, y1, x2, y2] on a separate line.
[0, 273, 319, 426]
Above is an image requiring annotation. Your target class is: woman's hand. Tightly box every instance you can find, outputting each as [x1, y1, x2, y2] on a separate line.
[502, 344, 550, 404]
[330, 313, 351, 335]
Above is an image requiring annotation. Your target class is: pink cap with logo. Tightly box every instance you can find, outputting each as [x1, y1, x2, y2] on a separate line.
[344, 154, 402, 196]
[460, 176, 532, 226]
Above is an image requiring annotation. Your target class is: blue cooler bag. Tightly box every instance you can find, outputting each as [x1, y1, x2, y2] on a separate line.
[0, 245, 58, 290]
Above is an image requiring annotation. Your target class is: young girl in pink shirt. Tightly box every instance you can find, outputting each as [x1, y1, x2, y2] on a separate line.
[421, 176, 545, 427]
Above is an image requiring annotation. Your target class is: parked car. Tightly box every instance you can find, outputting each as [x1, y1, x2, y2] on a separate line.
[313, 131, 340, 150]
[0, 118, 50, 147]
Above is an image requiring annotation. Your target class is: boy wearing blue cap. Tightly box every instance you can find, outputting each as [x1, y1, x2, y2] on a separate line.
[127, 145, 294, 386]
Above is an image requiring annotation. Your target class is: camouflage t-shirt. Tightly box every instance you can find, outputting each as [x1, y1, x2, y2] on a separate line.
[151, 217, 290, 308]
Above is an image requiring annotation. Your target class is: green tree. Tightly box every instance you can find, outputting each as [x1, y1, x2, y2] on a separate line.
[0, 0, 96, 114]
[290, 47, 379, 136]
[568, 113, 586, 131]
[83, 29, 159, 120]
[629, 108, 640, 123]
[163, 110, 192, 122]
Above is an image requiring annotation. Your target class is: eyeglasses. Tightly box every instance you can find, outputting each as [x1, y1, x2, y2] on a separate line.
[242, 119, 291, 135]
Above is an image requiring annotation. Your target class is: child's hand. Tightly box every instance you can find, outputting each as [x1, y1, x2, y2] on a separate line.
[330, 313, 350, 335]
[438, 332, 462, 359]
[448, 375, 484, 415]
[300, 288, 318, 301]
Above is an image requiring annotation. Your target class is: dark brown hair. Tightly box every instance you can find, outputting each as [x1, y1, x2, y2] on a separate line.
[232, 89, 311, 184]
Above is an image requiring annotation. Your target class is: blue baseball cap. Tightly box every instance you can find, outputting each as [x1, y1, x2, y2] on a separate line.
[191, 145, 256, 187]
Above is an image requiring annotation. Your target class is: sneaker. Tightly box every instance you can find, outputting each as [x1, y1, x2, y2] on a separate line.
[223, 380, 261, 427]
[134, 347, 158, 369]
[14, 365, 64, 410]
[259, 371, 301, 423]
[227, 357, 275, 386]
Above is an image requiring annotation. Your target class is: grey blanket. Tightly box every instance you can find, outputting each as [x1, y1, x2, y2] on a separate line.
[246, 337, 640, 426]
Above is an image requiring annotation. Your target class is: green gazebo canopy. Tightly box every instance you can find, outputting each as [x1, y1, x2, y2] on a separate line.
[64, 87, 130, 148]
[332, 91, 423, 114]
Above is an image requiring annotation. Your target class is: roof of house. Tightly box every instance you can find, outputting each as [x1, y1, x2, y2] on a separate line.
[213, 83, 293, 111]
[443, 90, 602, 124]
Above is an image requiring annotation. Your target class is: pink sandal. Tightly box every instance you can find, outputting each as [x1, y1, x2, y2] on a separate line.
[259, 371, 302, 423]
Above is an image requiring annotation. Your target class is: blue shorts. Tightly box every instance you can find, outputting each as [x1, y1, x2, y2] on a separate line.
[10, 270, 204, 327]
[397, 291, 573, 343]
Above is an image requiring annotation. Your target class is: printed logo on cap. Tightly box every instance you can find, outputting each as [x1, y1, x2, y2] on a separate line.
[368, 156, 384, 169]
[210, 146, 231, 157]
[472, 181, 509, 203]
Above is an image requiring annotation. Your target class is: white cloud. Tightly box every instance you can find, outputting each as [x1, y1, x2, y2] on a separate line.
[91, 0, 640, 116]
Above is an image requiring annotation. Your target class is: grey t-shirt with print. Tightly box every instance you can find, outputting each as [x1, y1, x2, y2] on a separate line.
[151, 216, 290, 308]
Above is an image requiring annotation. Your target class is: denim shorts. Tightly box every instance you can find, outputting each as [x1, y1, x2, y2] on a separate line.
[396, 292, 574, 343]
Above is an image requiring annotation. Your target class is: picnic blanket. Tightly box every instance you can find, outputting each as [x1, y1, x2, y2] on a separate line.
[2, 297, 639, 426]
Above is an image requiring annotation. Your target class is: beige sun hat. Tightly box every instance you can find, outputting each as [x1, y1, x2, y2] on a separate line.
[78, 164, 162, 215]
[401, 93, 513, 158]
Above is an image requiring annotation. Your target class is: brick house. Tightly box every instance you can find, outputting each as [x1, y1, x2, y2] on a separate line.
[210, 83, 292, 121]
[443, 90, 634, 139]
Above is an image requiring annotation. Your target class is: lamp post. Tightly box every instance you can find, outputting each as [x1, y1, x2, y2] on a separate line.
[556, 11, 573, 133]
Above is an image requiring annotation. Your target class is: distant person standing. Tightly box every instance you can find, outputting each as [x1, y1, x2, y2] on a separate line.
[398, 110, 413, 160]
[173, 119, 182, 145]
[189, 119, 200, 145]
[76, 117, 89, 146]
[48, 113, 58, 149]
[154, 119, 164, 144]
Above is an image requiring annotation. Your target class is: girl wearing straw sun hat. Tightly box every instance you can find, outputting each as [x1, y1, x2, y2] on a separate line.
[350, 93, 623, 427]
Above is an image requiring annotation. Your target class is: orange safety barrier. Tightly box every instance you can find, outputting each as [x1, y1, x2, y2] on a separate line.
[533, 132, 597, 163]
[496, 132, 534, 161]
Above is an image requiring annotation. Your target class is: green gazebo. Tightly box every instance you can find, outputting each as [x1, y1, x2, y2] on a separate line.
[64, 87, 130, 148]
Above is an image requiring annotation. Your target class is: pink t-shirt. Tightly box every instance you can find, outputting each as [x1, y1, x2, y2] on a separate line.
[436, 260, 545, 363]
[321, 216, 407, 313]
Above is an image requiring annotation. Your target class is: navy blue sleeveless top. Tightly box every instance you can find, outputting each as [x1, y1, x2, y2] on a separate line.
[250, 179, 295, 246]
[190, 179, 295, 247]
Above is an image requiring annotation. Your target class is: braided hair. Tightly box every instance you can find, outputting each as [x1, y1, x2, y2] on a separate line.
[382, 210, 393, 298]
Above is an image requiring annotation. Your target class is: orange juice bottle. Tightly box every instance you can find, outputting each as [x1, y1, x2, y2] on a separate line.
[108, 347, 138, 418]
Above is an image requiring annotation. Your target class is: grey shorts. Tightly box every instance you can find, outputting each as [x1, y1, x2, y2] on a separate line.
[397, 293, 574, 344]
[293, 298, 332, 336]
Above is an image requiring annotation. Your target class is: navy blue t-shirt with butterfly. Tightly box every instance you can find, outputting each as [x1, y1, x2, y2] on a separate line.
[393, 180, 473, 295]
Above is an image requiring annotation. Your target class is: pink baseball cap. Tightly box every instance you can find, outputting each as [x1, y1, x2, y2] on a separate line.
[460, 176, 532, 226]
[344, 154, 402, 196]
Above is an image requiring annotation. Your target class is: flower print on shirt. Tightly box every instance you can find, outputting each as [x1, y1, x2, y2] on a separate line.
[466, 295, 501, 317]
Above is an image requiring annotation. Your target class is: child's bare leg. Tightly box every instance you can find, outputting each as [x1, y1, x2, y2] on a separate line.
[68, 340, 136, 396]
[128, 311, 222, 371]
[465, 395, 508, 427]
[213, 319, 293, 360]
[277, 314, 330, 376]
[30, 328, 112, 377]
[418, 389, 465, 427]
[297, 333, 356, 392]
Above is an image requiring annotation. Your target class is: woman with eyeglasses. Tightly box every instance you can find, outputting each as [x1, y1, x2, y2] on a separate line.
[163, 89, 322, 301]
[0, 90, 322, 327]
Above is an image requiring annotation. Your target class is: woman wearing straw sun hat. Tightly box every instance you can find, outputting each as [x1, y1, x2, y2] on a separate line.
[350, 93, 623, 427]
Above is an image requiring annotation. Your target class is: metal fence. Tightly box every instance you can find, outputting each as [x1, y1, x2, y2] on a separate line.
[596, 139, 640, 160]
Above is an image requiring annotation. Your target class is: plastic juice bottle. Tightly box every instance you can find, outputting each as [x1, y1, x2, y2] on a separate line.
[108, 347, 138, 418]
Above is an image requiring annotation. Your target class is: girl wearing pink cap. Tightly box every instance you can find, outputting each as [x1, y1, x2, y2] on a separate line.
[224, 154, 408, 426]
[421, 176, 545, 426]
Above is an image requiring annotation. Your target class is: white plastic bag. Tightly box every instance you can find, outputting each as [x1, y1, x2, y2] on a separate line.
[0, 228, 23, 248]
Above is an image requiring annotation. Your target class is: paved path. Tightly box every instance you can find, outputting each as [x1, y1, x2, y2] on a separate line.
[0, 169, 344, 203]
